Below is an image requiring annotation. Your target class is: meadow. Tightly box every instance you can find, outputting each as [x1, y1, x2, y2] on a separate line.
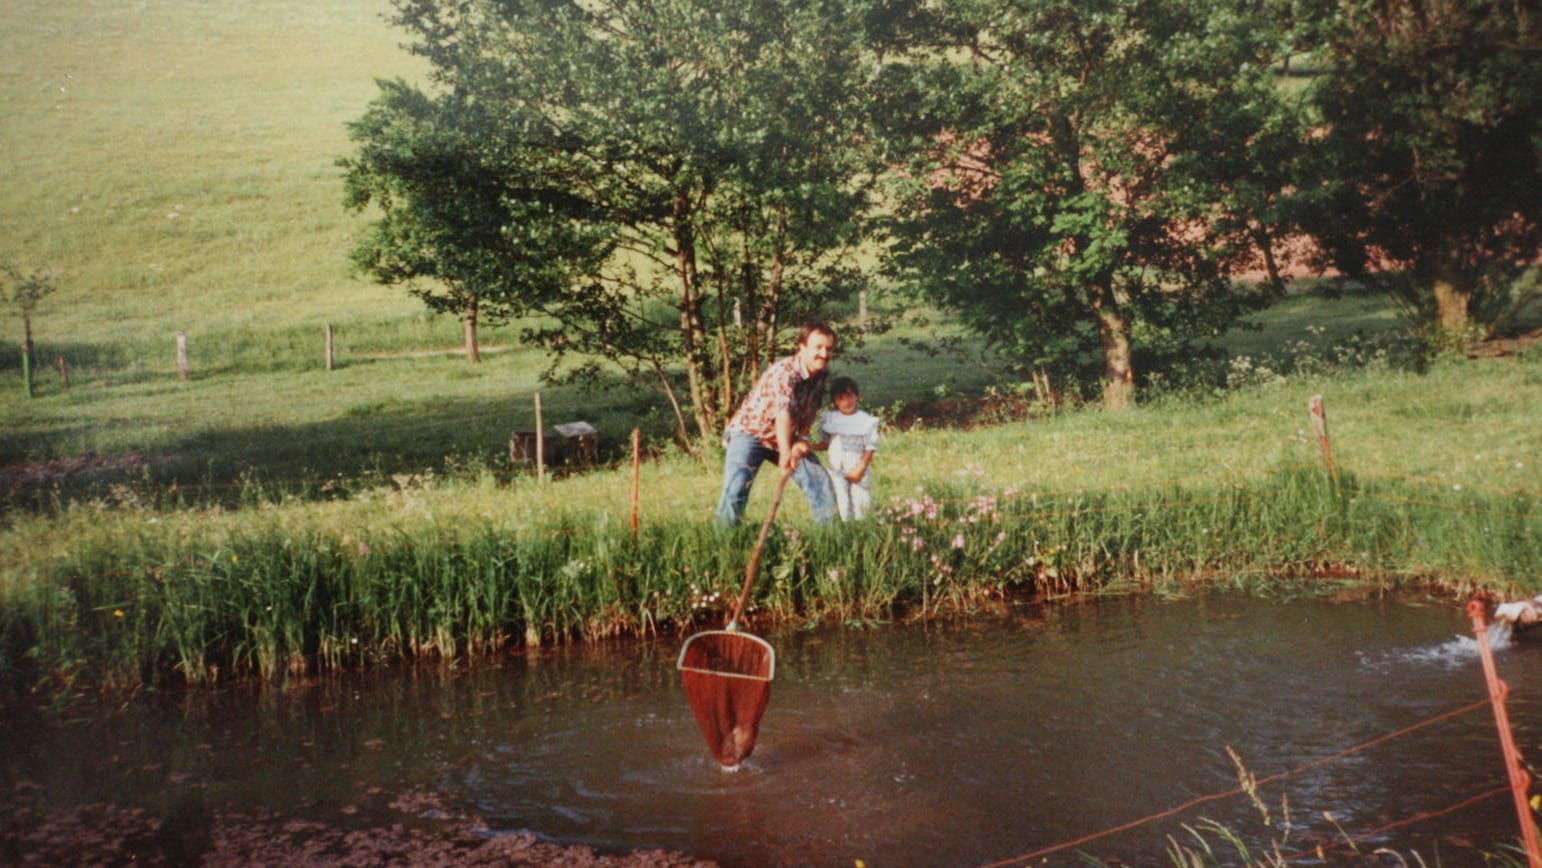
[1, 0, 1540, 704]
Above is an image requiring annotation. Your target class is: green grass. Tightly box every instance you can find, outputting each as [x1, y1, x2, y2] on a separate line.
[1218, 284, 1408, 359]
[0, 0, 991, 489]
[0, 312, 996, 507]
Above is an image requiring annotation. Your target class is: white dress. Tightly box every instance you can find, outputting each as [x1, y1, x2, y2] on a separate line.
[817, 408, 880, 520]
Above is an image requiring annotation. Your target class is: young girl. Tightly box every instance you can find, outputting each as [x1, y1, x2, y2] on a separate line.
[816, 376, 880, 520]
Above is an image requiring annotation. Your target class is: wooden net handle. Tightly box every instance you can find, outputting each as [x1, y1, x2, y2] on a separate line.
[728, 470, 792, 629]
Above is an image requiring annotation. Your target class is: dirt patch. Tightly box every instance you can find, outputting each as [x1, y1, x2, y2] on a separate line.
[891, 391, 1051, 431]
[0, 450, 150, 493]
[1466, 327, 1542, 359]
[0, 785, 716, 867]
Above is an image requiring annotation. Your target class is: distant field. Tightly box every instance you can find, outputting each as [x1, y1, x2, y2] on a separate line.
[0, 0, 430, 346]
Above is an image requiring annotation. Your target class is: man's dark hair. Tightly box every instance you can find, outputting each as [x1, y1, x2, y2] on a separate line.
[829, 376, 860, 398]
[797, 320, 837, 348]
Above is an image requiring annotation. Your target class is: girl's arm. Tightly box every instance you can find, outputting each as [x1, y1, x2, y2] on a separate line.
[848, 448, 874, 482]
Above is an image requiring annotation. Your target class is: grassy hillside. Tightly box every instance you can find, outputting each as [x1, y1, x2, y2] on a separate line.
[0, 0, 435, 356]
[3, 0, 1532, 499]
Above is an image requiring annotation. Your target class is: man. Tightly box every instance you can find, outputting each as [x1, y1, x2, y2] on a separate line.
[715, 321, 839, 526]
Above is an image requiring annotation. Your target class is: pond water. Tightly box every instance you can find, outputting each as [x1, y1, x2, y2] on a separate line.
[3, 593, 1539, 866]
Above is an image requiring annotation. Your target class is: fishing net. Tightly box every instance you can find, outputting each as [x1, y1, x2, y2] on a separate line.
[678, 470, 788, 769]
[678, 630, 775, 768]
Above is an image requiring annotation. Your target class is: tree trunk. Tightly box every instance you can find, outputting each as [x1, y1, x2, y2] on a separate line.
[21, 313, 35, 399]
[738, 232, 759, 394]
[758, 251, 785, 375]
[464, 296, 481, 364]
[1092, 286, 1135, 410]
[673, 193, 715, 448]
[1250, 224, 1288, 296]
[743, 213, 787, 390]
[652, 360, 693, 448]
[1431, 271, 1471, 334]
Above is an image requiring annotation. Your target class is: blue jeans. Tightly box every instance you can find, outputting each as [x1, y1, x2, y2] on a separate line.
[715, 432, 837, 526]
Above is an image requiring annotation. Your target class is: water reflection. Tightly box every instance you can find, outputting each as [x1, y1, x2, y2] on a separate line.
[2, 594, 1537, 866]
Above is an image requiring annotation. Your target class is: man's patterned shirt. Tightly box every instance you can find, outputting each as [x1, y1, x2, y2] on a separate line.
[725, 354, 826, 447]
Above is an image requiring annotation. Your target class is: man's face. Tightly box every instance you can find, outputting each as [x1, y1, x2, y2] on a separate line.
[798, 331, 835, 375]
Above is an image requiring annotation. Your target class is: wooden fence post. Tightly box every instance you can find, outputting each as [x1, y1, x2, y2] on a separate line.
[1467, 600, 1542, 868]
[176, 331, 189, 381]
[1308, 394, 1338, 482]
[325, 324, 335, 371]
[56, 355, 69, 389]
[631, 427, 642, 540]
[534, 392, 545, 483]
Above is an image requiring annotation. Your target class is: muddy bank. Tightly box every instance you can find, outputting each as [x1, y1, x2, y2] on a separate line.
[1, 785, 716, 867]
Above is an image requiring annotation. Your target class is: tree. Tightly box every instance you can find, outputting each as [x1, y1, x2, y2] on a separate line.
[3, 263, 57, 399]
[878, 0, 1290, 408]
[347, 0, 888, 446]
[341, 80, 605, 364]
[1300, 0, 1542, 338]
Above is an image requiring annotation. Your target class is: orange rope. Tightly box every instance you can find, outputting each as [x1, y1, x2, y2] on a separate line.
[1357, 491, 1538, 519]
[1353, 469, 1540, 498]
[1008, 494, 1237, 522]
[894, 464, 1323, 511]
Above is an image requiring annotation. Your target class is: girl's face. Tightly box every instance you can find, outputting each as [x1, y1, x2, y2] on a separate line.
[834, 392, 859, 414]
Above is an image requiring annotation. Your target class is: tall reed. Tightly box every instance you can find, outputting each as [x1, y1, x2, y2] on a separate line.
[4, 459, 1534, 701]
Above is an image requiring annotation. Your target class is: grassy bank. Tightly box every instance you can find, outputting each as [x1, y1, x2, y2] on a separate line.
[3, 349, 1538, 702]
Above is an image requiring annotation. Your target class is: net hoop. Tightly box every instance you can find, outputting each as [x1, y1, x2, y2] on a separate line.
[676, 630, 776, 681]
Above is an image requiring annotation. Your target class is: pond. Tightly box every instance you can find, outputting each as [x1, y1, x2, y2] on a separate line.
[3, 593, 1538, 865]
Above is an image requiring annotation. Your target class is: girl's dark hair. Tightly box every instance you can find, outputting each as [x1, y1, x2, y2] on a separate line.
[829, 376, 860, 398]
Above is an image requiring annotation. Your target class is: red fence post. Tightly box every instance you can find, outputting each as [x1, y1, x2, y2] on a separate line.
[1467, 599, 1542, 868]
[630, 428, 641, 541]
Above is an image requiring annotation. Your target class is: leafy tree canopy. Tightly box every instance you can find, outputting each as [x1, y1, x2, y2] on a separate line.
[346, 0, 895, 445]
[341, 79, 607, 362]
[1300, 0, 1542, 337]
[878, 0, 1290, 407]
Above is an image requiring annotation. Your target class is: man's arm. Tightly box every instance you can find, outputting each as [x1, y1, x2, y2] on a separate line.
[775, 409, 810, 471]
